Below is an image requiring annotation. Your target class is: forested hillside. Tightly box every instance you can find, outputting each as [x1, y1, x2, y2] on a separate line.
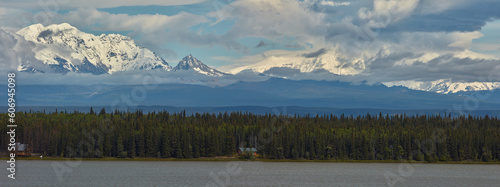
[2, 109, 499, 162]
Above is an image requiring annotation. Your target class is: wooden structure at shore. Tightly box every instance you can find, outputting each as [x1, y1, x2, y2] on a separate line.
[237, 147, 257, 156]
[15, 143, 30, 157]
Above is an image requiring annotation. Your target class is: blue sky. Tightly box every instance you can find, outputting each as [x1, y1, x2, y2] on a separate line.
[1, 0, 499, 83]
[471, 20, 500, 59]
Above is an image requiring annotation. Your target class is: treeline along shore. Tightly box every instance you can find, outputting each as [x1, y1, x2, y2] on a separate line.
[1, 108, 499, 162]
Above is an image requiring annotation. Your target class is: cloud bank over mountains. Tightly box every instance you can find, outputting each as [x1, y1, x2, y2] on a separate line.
[0, 0, 499, 93]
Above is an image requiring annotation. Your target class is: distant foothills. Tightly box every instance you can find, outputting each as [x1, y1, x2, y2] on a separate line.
[8, 78, 500, 112]
[1, 110, 499, 162]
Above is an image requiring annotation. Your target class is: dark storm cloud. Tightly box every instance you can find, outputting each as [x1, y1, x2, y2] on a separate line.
[367, 52, 417, 70]
[38, 30, 53, 38]
[302, 48, 328, 58]
[361, 54, 500, 83]
[384, 1, 500, 32]
[313, 0, 499, 38]
[255, 40, 277, 48]
[256, 40, 267, 48]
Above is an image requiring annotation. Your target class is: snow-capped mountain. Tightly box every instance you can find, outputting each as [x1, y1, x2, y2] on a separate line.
[229, 48, 365, 76]
[228, 48, 500, 94]
[16, 23, 171, 74]
[11, 24, 500, 94]
[173, 54, 228, 77]
[384, 79, 500, 94]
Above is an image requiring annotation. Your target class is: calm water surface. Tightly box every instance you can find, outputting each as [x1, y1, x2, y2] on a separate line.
[2, 161, 499, 186]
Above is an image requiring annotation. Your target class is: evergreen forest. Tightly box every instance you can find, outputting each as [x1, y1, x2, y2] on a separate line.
[2, 108, 499, 162]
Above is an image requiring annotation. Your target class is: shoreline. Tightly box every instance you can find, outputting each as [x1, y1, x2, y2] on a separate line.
[1, 157, 499, 164]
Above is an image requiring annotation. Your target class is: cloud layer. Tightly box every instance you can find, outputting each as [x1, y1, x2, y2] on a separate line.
[0, 0, 206, 9]
[0, 0, 499, 88]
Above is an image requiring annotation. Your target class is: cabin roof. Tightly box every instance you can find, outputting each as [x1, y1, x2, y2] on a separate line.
[239, 147, 257, 152]
[15, 143, 27, 151]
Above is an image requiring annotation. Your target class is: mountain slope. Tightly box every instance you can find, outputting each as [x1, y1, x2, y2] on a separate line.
[228, 48, 500, 94]
[229, 48, 365, 76]
[383, 79, 500, 94]
[173, 54, 228, 76]
[16, 23, 171, 74]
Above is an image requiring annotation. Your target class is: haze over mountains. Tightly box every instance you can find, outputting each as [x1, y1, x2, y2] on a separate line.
[8, 77, 500, 117]
[11, 23, 500, 95]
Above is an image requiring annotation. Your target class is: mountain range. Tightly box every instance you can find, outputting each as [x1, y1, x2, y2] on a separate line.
[12, 23, 500, 94]
[16, 23, 224, 76]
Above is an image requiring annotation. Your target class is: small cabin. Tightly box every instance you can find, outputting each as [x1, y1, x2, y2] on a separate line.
[15, 143, 30, 157]
[237, 147, 257, 156]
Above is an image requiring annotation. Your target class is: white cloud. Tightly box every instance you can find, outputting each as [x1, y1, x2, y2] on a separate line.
[393, 31, 483, 53]
[0, 29, 44, 73]
[0, 7, 24, 16]
[51, 8, 208, 34]
[358, 0, 419, 28]
[33, 8, 242, 58]
[320, 1, 350, 7]
[0, 0, 206, 9]
[209, 0, 328, 47]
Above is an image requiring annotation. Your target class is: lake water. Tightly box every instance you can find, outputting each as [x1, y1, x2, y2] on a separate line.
[2, 161, 499, 186]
